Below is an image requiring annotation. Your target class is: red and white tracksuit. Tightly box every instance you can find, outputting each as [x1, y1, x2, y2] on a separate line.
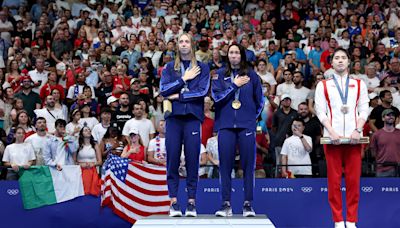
[315, 74, 369, 222]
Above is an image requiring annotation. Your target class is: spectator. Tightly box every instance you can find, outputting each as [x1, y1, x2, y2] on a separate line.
[28, 57, 49, 94]
[2, 127, 35, 180]
[66, 109, 82, 138]
[205, 133, 223, 178]
[122, 102, 155, 147]
[147, 119, 166, 166]
[99, 125, 126, 159]
[79, 102, 99, 130]
[360, 63, 380, 93]
[272, 94, 298, 165]
[34, 95, 66, 134]
[39, 71, 65, 101]
[371, 109, 400, 177]
[6, 110, 35, 145]
[43, 119, 78, 171]
[14, 75, 41, 119]
[369, 90, 400, 133]
[201, 96, 214, 146]
[256, 59, 277, 95]
[120, 38, 141, 72]
[276, 69, 294, 100]
[386, 57, 400, 88]
[112, 92, 132, 131]
[73, 126, 102, 168]
[281, 117, 313, 178]
[298, 102, 323, 176]
[121, 128, 145, 162]
[92, 107, 112, 143]
[289, 71, 310, 110]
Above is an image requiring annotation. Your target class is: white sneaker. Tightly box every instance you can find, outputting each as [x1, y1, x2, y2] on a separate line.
[346, 222, 357, 228]
[215, 202, 233, 217]
[334, 221, 345, 228]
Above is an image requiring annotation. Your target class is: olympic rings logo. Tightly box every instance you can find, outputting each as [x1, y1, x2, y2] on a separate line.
[6, 189, 19, 196]
[301, 187, 313, 193]
[361, 187, 373, 193]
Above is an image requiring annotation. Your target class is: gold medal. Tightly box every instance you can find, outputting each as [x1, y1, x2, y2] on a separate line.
[232, 100, 241, 109]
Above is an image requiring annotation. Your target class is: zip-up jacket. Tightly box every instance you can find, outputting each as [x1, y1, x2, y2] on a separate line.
[212, 67, 264, 131]
[315, 74, 369, 137]
[160, 60, 210, 122]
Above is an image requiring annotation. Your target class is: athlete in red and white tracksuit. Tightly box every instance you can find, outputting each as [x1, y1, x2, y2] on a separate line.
[314, 48, 369, 226]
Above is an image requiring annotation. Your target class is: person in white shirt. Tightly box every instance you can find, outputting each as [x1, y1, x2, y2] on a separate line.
[34, 95, 66, 134]
[28, 58, 49, 94]
[66, 109, 83, 138]
[147, 120, 166, 166]
[314, 48, 369, 228]
[91, 107, 111, 143]
[289, 71, 311, 110]
[281, 117, 313, 177]
[25, 117, 50, 165]
[2, 127, 36, 180]
[360, 63, 380, 93]
[256, 59, 277, 95]
[276, 69, 295, 97]
[179, 144, 207, 178]
[122, 102, 155, 147]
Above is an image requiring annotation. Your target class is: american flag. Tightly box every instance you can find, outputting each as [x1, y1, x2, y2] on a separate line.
[101, 155, 170, 224]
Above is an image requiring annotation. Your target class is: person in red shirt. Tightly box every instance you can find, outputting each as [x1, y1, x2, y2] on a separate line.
[121, 128, 146, 162]
[201, 96, 214, 146]
[39, 71, 65, 101]
[320, 38, 337, 72]
[65, 56, 83, 88]
[112, 64, 131, 98]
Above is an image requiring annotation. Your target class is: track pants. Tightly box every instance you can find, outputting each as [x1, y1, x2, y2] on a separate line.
[166, 115, 201, 200]
[324, 144, 362, 222]
[218, 128, 256, 202]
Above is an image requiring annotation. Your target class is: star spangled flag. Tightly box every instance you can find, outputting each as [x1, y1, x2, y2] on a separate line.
[101, 155, 170, 224]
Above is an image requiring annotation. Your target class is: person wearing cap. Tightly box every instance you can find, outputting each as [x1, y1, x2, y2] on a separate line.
[107, 95, 119, 112]
[371, 109, 400, 177]
[212, 44, 263, 217]
[79, 102, 99, 130]
[160, 33, 210, 217]
[368, 92, 380, 113]
[128, 77, 150, 105]
[121, 128, 145, 162]
[14, 75, 42, 119]
[369, 90, 400, 133]
[272, 93, 298, 159]
[314, 48, 369, 228]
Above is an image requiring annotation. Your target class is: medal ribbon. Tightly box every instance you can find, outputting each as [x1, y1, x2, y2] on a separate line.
[231, 72, 241, 101]
[180, 62, 191, 92]
[332, 75, 350, 105]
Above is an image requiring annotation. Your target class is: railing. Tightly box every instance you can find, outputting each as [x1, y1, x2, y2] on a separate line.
[1, 162, 399, 180]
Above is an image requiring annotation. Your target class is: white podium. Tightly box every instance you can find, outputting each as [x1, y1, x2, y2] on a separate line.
[133, 215, 276, 228]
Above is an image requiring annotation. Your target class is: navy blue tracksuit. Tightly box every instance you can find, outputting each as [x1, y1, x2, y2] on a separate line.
[212, 67, 264, 202]
[160, 60, 210, 200]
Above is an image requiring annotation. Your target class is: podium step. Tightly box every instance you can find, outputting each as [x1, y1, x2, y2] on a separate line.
[133, 215, 276, 228]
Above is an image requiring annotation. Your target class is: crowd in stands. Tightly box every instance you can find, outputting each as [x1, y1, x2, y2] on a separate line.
[0, 0, 400, 180]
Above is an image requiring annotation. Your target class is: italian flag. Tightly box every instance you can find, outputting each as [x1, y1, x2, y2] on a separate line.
[19, 165, 100, 209]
